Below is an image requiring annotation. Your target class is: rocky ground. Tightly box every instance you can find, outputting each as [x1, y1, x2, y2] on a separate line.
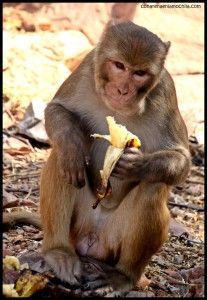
[3, 3, 204, 298]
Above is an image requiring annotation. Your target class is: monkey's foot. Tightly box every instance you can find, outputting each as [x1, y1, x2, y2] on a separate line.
[44, 248, 81, 286]
[81, 257, 132, 297]
[83, 279, 129, 297]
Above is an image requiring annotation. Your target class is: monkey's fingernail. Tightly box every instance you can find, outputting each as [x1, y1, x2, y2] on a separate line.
[85, 156, 90, 166]
[83, 283, 90, 290]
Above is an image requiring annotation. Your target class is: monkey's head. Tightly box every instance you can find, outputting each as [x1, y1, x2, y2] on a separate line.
[94, 22, 170, 116]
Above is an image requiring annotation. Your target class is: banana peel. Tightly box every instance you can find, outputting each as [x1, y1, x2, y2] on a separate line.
[3, 255, 20, 271]
[91, 116, 141, 208]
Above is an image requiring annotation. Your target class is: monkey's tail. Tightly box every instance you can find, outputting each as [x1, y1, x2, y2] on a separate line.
[3, 211, 41, 230]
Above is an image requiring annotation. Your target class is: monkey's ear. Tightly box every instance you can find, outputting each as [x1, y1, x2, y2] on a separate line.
[165, 41, 171, 54]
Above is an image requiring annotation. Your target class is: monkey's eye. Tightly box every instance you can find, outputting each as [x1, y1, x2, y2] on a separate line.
[114, 61, 125, 70]
[134, 70, 146, 76]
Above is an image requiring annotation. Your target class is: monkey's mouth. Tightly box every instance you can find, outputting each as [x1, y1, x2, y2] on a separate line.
[102, 94, 138, 116]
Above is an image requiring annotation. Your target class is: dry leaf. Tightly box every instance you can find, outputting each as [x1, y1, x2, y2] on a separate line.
[3, 136, 31, 155]
[3, 189, 19, 208]
[169, 218, 189, 237]
[15, 270, 49, 297]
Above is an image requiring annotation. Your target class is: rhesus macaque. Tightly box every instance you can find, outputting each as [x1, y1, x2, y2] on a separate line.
[5, 22, 191, 296]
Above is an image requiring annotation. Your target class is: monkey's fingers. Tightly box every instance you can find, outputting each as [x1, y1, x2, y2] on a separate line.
[111, 171, 124, 180]
[117, 154, 139, 164]
[83, 279, 110, 291]
[71, 171, 85, 189]
[124, 147, 142, 155]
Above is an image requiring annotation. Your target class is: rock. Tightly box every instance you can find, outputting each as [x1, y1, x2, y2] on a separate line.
[3, 112, 13, 129]
[3, 31, 70, 109]
[56, 30, 92, 59]
[170, 207, 183, 218]
[169, 218, 189, 237]
[65, 49, 91, 72]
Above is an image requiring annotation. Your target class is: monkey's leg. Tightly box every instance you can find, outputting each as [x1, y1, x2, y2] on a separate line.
[82, 182, 170, 296]
[112, 182, 170, 295]
[40, 149, 81, 286]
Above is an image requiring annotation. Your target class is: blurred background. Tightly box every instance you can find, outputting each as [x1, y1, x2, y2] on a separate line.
[3, 3, 204, 298]
[3, 2, 204, 144]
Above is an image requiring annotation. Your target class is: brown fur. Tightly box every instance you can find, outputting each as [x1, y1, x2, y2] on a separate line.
[4, 22, 190, 296]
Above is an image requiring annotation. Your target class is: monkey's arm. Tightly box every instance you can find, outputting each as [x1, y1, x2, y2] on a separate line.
[44, 59, 94, 189]
[112, 100, 191, 186]
[44, 100, 88, 188]
[112, 145, 191, 185]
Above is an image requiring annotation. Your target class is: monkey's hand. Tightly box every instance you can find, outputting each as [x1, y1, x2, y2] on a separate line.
[112, 147, 190, 185]
[56, 135, 87, 188]
[112, 147, 144, 181]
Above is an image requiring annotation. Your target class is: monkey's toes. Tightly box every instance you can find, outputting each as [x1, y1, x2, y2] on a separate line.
[94, 286, 114, 297]
[83, 278, 110, 291]
[44, 249, 81, 286]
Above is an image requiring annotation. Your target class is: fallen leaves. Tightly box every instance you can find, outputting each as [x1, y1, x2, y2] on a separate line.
[3, 254, 50, 297]
[163, 266, 204, 297]
[16, 270, 49, 297]
[3, 136, 31, 155]
[169, 218, 189, 238]
[3, 189, 19, 208]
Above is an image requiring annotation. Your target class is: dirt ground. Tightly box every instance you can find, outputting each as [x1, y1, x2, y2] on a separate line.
[3, 3, 204, 298]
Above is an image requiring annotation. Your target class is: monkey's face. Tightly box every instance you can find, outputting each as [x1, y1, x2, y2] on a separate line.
[95, 22, 170, 116]
[101, 59, 151, 115]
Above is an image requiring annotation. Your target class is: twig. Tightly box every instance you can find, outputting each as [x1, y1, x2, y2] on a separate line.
[4, 108, 16, 124]
[4, 172, 40, 178]
[168, 201, 204, 212]
[23, 187, 32, 200]
[186, 239, 204, 245]
[185, 179, 204, 185]
[3, 130, 35, 152]
[191, 169, 204, 177]
[4, 187, 38, 193]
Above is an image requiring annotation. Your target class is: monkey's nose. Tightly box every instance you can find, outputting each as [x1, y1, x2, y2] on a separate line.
[118, 88, 128, 95]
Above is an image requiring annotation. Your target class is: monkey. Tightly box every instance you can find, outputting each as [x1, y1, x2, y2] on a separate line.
[3, 22, 191, 296]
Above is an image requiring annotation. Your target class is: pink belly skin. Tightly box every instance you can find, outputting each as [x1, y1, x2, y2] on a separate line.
[75, 232, 106, 260]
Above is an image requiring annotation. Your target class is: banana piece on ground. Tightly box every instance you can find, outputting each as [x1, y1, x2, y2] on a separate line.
[91, 116, 141, 208]
[3, 255, 20, 271]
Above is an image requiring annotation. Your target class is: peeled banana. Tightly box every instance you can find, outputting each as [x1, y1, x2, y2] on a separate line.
[91, 116, 141, 208]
